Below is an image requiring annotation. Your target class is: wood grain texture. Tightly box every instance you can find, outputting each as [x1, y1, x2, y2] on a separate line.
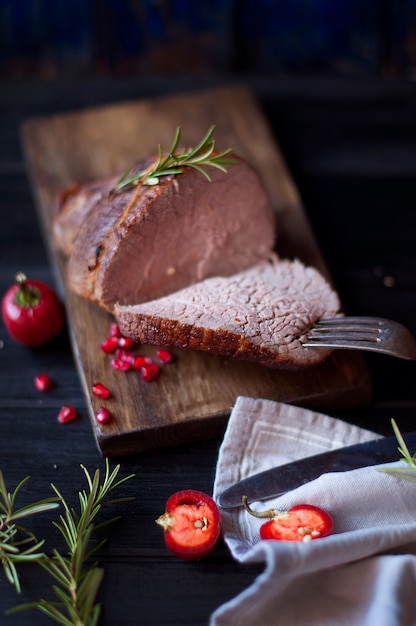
[20, 85, 372, 456]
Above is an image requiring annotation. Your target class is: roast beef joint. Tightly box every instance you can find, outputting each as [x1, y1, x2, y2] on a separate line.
[53, 130, 341, 370]
[54, 154, 276, 313]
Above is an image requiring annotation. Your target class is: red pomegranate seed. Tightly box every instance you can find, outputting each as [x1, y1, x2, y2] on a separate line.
[111, 357, 131, 371]
[118, 336, 135, 349]
[114, 349, 134, 366]
[57, 405, 77, 424]
[34, 373, 51, 391]
[131, 355, 152, 370]
[92, 382, 111, 399]
[96, 407, 111, 424]
[157, 348, 173, 363]
[100, 337, 119, 354]
[140, 362, 159, 382]
[115, 347, 132, 360]
[109, 323, 122, 338]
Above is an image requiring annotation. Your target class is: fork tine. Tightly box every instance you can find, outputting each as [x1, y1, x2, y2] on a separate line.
[303, 328, 381, 345]
[308, 317, 383, 343]
[303, 316, 416, 360]
[313, 316, 386, 329]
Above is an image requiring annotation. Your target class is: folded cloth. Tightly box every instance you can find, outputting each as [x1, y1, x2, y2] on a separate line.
[211, 397, 416, 626]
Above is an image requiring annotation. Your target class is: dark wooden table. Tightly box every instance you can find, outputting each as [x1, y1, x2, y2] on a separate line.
[1, 75, 416, 625]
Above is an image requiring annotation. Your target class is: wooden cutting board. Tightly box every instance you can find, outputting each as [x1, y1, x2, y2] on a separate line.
[21, 85, 372, 457]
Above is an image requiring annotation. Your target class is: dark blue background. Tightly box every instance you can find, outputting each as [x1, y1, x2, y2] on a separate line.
[1, 0, 416, 78]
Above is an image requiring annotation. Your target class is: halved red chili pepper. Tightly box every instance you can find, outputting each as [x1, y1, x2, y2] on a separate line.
[243, 496, 333, 543]
[156, 489, 221, 559]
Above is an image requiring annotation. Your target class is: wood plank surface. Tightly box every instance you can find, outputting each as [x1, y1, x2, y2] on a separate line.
[20, 85, 372, 456]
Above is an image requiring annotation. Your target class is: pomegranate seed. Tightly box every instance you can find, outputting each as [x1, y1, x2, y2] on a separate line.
[131, 355, 153, 370]
[34, 373, 51, 391]
[92, 382, 111, 399]
[111, 357, 131, 371]
[100, 337, 119, 354]
[115, 348, 134, 363]
[118, 336, 135, 349]
[157, 348, 173, 364]
[57, 405, 77, 424]
[140, 362, 159, 382]
[96, 407, 111, 424]
[109, 323, 122, 338]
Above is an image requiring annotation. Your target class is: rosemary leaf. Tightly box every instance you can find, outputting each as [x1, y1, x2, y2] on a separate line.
[37, 601, 75, 626]
[8, 500, 59, 522]
[2, 475, 31, 509]
[53, 515, 76, 550]
[4, 559, 18, 586]
[1, 541, 20, 554]
[377, 419, 416, 480]
[188, 163, 213, 182]
[168, 126, 182, 155]
[77, 567, 105, 619]
[377, 468, 416, 482]
[7, 540, 46, 558]
[40, 554, 73, 587]
[186, 125, 215, 157]
[52, 584, 73, 606]
[392, 419, 416, 467]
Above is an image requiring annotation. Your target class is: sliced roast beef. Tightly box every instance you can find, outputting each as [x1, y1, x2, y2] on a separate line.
[115, 258, 341, 369]
[53, 155, 275, 312]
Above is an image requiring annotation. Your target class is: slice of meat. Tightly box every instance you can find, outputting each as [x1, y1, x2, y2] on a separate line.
[115, 258, 341, 369]
[53, 155, 275, 312]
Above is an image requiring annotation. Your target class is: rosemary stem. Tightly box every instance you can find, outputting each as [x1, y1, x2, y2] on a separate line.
[114, 125, 235, 192]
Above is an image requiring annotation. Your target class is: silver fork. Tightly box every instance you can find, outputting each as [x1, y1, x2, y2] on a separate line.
[302, 316, 416, 360]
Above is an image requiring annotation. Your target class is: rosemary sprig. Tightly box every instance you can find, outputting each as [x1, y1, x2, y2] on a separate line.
[0, 471, 59, 593]
[115, 125, 236, 191]
[10, 459, 135, 626]
[377, 419, 416, 482]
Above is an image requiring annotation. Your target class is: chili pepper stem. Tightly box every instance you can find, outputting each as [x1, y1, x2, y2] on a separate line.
[156, 512, 175, 531]
[14, 272, 41, 308]
[15, 272, 27, 287]
[242, 495, 289, 520]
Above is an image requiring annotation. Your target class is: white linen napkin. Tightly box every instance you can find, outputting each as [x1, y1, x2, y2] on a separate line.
[211, 396, 416, 626]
